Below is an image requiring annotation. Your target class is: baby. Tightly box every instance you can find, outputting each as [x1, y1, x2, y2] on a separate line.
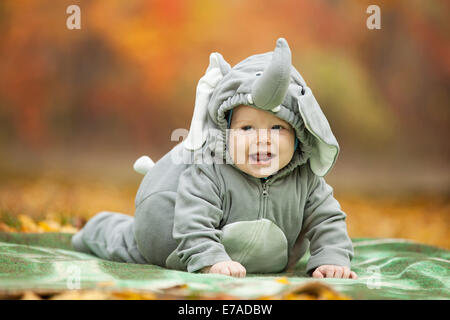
[72, 38, 357, 279]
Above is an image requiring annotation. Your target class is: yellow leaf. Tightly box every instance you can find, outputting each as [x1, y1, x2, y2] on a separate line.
[51, 290, 110, 300]
[112, 290, 157, 300]
[275, 277, 290, 284]
[0, 222, 16, 232]
[18, 214, 41, 232]
[38, 221, 60, 232]
[279, 281, 351, 300]
[21, 291, 42, 300]
[284, 293, 316, 300]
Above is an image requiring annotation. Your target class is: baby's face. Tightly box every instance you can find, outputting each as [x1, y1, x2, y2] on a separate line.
[228, 105, 296, 178]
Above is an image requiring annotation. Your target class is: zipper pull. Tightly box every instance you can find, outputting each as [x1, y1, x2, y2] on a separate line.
[262, 183, 269, 197]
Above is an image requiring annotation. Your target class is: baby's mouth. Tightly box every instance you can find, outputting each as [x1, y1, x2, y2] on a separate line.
[249, 152, 276, 164]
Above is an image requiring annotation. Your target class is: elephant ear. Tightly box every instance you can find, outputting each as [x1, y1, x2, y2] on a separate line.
[184, 52, 231, 151]
[297, 86, 340, 177]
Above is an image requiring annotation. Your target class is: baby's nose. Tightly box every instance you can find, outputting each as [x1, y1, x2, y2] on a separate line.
[256, 129, 273, 144]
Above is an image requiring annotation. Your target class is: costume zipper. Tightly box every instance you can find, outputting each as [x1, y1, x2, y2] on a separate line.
[260, 180, 269, 218]
[239, 179, 270, 262]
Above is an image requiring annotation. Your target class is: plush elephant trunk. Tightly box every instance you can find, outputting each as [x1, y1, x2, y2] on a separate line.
[251, 38, 292, 110]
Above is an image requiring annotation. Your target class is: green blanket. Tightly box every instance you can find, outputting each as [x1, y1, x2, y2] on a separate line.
[0, 232, 448, 299]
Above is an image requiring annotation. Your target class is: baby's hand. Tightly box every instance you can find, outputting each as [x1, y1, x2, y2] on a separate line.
[312, 265, 357, 279]
[201, 261, 247, 278]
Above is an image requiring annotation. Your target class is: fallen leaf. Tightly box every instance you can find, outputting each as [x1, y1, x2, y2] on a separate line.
[21, 291, 43, 300]
[50, 290, 110, 300]
[38, 220, 61, 232]
[112, 290, 157, 300]
[0, 222, 16, 232]
[274, 281, 351, 300]
[275, 277, 290, 285]
[18, 214, 42, 232]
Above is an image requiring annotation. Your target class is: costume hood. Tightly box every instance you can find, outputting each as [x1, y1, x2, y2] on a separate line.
[183, 38, 339, 177]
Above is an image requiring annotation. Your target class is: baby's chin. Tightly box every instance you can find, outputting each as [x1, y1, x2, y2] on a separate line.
[241, 163, 279, 178]
[249, 172, 273, 178]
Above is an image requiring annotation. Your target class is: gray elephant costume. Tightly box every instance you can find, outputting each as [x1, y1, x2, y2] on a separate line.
[72, 38, 354, 275]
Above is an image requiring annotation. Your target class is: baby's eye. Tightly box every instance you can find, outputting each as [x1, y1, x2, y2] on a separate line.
[241, 125, 253, 131]
[271, 125, 284, 130]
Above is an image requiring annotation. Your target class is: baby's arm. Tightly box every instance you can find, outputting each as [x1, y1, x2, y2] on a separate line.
[302, 173, 356, 279]
[173, 164, 245, 276]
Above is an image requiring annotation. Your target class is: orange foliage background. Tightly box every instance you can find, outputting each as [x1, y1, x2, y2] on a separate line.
[0, 0, 448, 248]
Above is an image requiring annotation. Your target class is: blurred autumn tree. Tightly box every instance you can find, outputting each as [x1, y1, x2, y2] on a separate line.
[0, 0, 448, 247]
[0, 0, 448, 181]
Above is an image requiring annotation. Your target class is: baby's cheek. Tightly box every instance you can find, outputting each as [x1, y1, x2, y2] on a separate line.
[229, 134, 249, 164]
[279, 143, 295, 166]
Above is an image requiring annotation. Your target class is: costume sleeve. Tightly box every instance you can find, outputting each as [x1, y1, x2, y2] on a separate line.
[173, 164, 231, 273]
[302, 174, 354, 275]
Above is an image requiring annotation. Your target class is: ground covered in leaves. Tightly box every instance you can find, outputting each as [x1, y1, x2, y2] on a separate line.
[1, 171, 448, 249]
[0, 169, 448, 300]
[0, 280, 349, 300]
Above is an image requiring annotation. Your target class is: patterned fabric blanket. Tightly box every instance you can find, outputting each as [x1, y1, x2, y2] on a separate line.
[0, 233, 448, 299]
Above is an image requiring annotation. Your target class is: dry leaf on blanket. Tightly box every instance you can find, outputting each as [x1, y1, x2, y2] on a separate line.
[279, 281, 351, 300]
[50, 290, 111, 300]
